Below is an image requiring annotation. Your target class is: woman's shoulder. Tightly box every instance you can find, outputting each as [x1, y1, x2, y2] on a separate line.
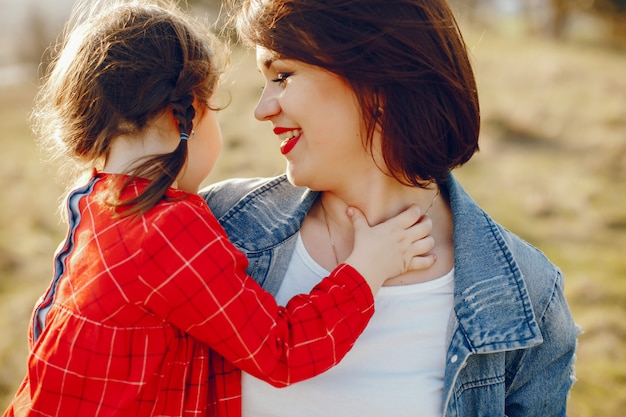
[198, 175, 317, 252]
[447, 175, 564, 316]
[203, 175, 288, 196]
[497, 224, 559, 280]
[495, 223, 566, 316]
[199, 175, 312, 219]
[448, 174, 561, 290]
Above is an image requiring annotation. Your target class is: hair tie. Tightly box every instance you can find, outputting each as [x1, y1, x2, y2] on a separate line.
[180, 130, 194, 142]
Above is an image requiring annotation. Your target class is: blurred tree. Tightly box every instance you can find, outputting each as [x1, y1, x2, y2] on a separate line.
[598, 0, 626, 12]
[579, 0, 626, 42]
[549, 0, 568, 38]
[17, 4, 61, 77]
[522, 0, 626, 42]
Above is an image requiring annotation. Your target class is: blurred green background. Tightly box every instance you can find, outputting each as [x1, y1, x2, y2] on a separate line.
[1, 1, 625, 416]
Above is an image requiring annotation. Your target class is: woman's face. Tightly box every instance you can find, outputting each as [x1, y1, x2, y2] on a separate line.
[254, 46, 375, 190]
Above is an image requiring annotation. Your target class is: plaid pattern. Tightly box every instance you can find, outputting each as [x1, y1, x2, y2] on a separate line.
[4, 173, 374, 417]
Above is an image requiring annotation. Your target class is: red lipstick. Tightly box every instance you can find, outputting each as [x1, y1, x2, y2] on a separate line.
[273, 127, 295, 135]
[273, 127, 302, 155]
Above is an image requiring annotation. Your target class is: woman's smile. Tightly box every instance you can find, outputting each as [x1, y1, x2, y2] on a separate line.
[274, 127, 303, 154]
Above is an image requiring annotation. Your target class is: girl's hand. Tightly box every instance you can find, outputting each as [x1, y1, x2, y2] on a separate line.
[344, 205, 435, 294]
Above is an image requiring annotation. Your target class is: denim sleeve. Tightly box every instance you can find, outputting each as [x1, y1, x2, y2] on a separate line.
[504, 270, 580, 416]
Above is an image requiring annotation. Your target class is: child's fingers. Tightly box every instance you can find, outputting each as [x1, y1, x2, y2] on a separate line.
[347, 206, 370, 230]
[386, 204, 423, 229]
[406, 254, 437, 272]
[407, 215, 433, 239]
[411, 235, 435, 256]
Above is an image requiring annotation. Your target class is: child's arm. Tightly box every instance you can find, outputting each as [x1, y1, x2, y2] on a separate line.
[140, 201, 432, 387]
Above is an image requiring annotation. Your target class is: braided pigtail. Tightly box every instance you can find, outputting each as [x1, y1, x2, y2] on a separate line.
[101, 5, 221, 217]
[115, 92, 197, 216]
[34, 1, 225, 217]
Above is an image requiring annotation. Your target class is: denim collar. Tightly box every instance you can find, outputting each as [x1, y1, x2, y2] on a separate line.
[215, 174, 542, 352]
[446, 175, 542, 352]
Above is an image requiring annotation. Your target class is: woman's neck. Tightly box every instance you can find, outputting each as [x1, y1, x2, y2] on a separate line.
[306, 175, 454, 284]
[320, 176, 439, 227]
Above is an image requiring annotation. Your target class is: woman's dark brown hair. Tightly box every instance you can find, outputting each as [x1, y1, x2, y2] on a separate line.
[235, 0, 480, 187]
[34, 0, 225, 215]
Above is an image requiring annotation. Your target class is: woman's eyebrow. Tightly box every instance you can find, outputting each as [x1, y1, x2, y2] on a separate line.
[262, 57, 276, 70]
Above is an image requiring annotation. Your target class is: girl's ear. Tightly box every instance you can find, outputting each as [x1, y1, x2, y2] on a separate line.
[168, 106, 181, 131]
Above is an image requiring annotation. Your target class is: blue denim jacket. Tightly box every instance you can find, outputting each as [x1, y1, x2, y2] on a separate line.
[201, 174, 578, 417]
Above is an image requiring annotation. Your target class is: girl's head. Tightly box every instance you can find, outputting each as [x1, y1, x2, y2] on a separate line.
[235, 0, 480, 186]
[35, 0, 225, 213]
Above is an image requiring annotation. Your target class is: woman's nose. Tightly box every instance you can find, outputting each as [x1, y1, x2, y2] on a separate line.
[254, 86, 280, 121]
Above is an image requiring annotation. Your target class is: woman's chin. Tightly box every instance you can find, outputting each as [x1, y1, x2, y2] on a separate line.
[285, 167, 308, 188]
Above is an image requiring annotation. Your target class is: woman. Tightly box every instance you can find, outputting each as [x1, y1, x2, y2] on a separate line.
[201, 0, 579, 415]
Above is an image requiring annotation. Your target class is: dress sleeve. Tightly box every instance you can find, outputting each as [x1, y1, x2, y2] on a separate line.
[137, 199, 375, 387]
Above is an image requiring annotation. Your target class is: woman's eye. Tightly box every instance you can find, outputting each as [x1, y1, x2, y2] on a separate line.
[271, 72, 292, 85]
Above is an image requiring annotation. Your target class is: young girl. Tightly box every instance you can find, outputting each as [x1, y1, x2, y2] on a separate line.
[2, 1, 436, 417]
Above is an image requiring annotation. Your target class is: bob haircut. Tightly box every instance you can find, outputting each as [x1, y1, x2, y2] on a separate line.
[235, 0, 480, 186]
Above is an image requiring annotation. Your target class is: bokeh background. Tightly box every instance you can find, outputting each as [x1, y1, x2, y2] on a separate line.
[1, 1, 625, 416]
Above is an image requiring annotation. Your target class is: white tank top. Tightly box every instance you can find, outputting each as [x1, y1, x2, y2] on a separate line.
[242, 233, 454, 417]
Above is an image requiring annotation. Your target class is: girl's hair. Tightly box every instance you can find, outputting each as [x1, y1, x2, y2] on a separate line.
[34, 0, 226, 215]
[234, 0, 480, 187]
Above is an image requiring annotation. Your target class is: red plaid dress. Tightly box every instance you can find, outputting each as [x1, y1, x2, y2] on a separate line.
[4, 173, 374, 417]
